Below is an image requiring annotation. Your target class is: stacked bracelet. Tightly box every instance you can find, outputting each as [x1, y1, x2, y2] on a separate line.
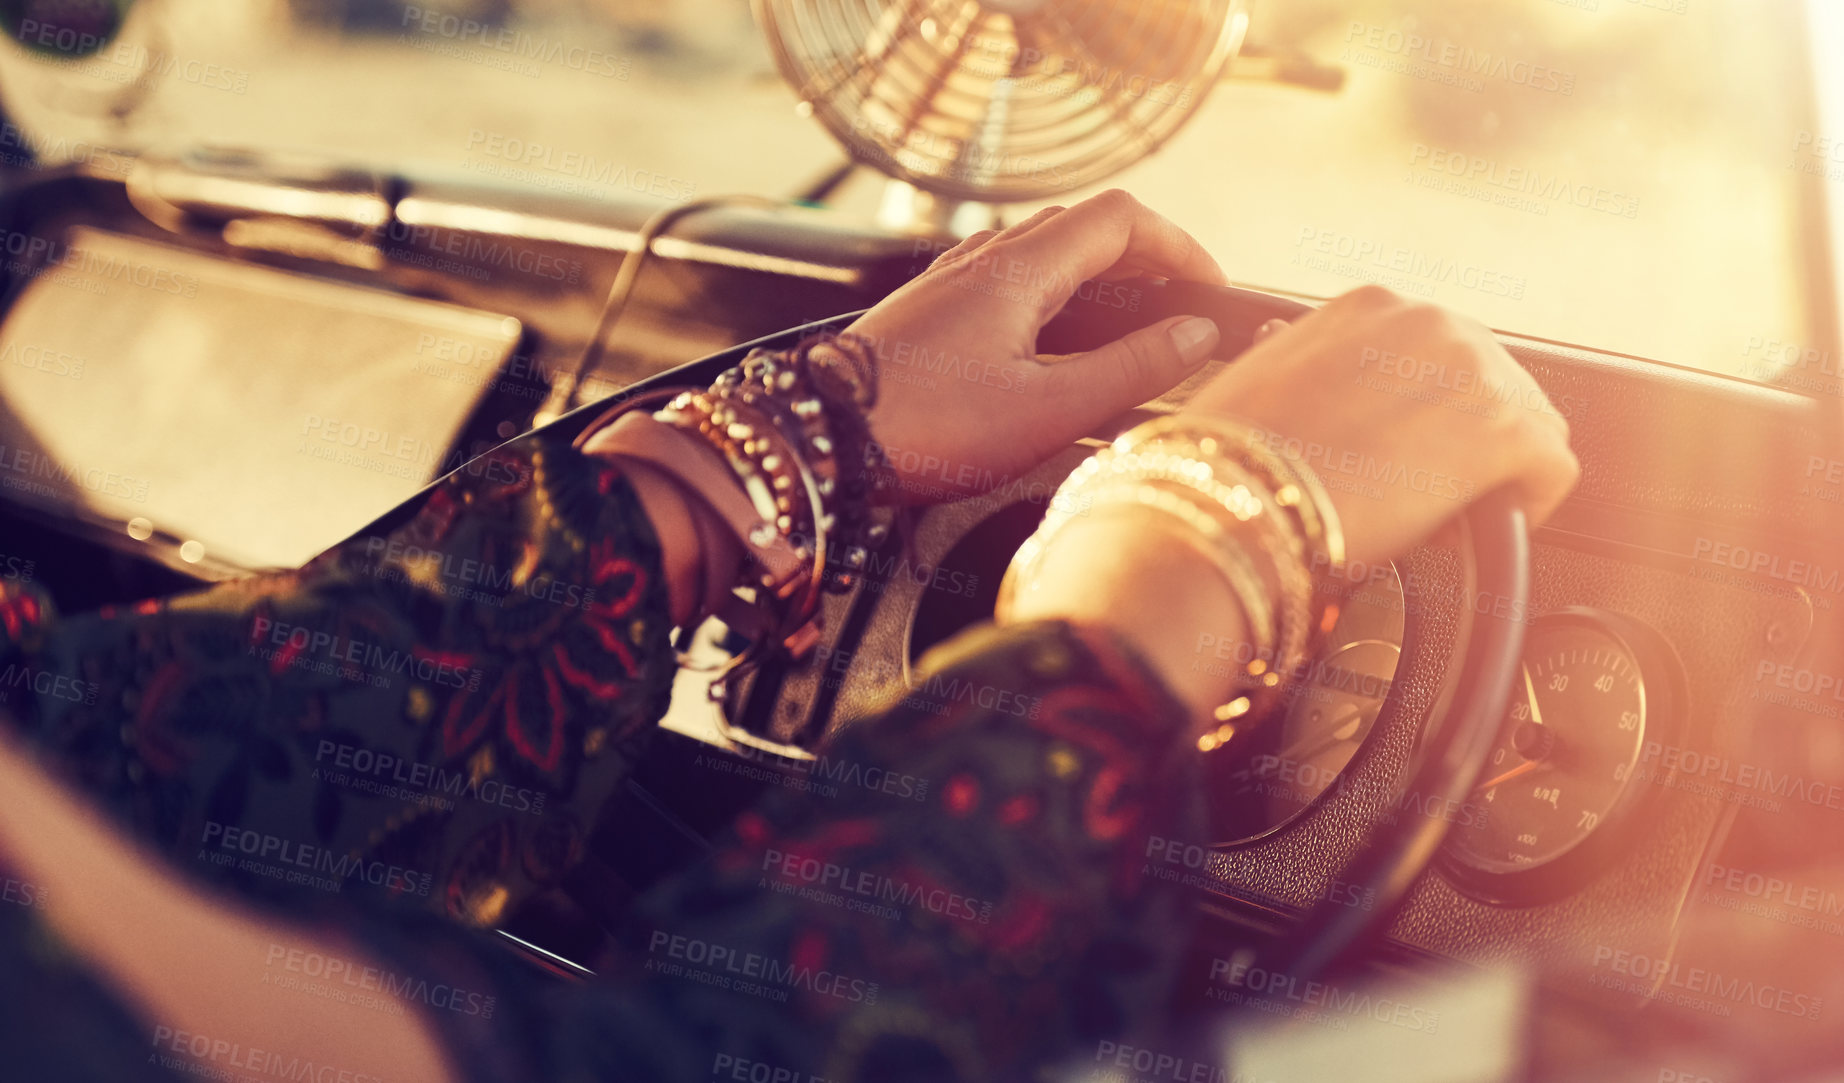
[704, 331, 895, 584]
[996, 414, 1346, 747]
[578, 331, 895, 692]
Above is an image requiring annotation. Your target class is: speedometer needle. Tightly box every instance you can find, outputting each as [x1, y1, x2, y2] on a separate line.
[1473, 665, 1555, 793]
[1267, 704, 1367, 770]
[1522, 663, 1547, 729]
[1474, 759, 1544, 793]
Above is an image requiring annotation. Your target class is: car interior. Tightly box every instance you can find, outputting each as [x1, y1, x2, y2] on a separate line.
[0, 1, 1840, 1080]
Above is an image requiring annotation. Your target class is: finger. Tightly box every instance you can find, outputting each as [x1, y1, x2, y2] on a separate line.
[928, 209, 1061, 276]
[929, 228, 1000, 269]
[1470, 330, 1572, 442]
[1000, 189, 1227, 306]
[1044, 316, 1221, 433]
[1511, 432, 1581, 530]
[1520, 370, 1574, 440]
[995, 204, 1065, 242]
[1253, 318, 1290, 344]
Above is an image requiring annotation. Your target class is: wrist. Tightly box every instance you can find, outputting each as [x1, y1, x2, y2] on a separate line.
[580, 410, 753, 630]
[614, 457, 741, 628]
[1000, 515, 1255, 726]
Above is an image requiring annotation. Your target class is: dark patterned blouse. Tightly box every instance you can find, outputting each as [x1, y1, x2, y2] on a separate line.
[0, 425, 1204, 1083]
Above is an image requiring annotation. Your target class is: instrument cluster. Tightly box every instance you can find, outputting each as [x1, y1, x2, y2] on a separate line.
[1205, 575, 1687, 905]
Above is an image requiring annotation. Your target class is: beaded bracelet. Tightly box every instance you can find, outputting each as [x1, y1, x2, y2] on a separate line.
[574, 330, 894, 697]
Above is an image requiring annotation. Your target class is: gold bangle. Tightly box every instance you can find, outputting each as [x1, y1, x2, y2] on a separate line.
[1075, 480, 1280, 661]
[1080, 464, 1306, 729]
[998, 414, 1346, 740]
[1142, 414, 1346, 577]
[1114, 416, 1347, 675]
[1000, 483, 1281, 671]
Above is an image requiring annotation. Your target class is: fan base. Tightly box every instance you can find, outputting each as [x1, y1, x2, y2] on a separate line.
[874, 178, 1001, 239]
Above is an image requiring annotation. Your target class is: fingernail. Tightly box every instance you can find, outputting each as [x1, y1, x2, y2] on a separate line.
[1169, 317, 1219, 362]
[1254, 318, 1289, 343]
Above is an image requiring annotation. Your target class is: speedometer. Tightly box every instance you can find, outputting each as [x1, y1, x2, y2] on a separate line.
[1207, 563, 1406, 846]
[1441, 608, 1682, 903]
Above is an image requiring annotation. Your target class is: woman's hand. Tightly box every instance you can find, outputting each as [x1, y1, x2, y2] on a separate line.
[1186, 284, 1580, 569]
[590, 189, 1221, 623]
[848, 189, 1228, 502]
[1005, 284, 1581, 720]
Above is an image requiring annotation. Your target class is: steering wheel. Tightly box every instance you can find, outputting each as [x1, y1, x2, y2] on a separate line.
[343, 280, 1531, 994]
[1044, 280, 1532, 988]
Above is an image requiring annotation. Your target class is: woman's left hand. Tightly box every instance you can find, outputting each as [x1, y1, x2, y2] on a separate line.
[847, 189, 1228, 502]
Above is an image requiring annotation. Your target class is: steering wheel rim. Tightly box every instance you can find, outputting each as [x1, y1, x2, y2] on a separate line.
[1247, 492, 1530, 985]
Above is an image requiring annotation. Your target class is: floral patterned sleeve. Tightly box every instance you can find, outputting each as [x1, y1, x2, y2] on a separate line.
[336, 618, 1206, 1083]
[0, 427, 678, 930]
[541, 618, 1207, 1083]
[0, 426, 1206, 1083]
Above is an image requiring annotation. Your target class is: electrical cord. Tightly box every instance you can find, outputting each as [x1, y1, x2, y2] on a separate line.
[537, 192, 786, 425]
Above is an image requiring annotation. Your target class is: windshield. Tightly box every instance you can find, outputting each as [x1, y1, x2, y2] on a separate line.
[0, 0, 1833, 385]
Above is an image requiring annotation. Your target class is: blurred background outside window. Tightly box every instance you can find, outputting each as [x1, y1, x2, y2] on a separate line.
[0, 0, 1833, 383]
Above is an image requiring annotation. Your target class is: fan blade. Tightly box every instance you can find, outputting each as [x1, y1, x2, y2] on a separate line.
[1016, 8, 1160, 154]
[892, 1, 988, 143]
[792, 0, 926, 106]
[1015, 0, 1211, 85]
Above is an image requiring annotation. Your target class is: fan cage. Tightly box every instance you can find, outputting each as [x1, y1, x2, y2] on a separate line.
[754, 0, 1248, 203]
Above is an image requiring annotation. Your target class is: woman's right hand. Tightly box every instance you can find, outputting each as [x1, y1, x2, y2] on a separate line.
[1003, 284, 1581, 719]
[1186, 284, 1580, 571]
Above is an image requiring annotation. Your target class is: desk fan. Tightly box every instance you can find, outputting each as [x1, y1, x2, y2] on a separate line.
[751, 0, 1249, 227]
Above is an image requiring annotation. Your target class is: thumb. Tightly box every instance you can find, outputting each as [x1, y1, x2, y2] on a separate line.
[1055, 316, 1220, 412]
